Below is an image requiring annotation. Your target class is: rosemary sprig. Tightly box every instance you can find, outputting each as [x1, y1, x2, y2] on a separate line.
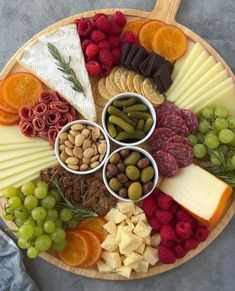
[47, 42, 84, 93]
[52, 180, 97, 218]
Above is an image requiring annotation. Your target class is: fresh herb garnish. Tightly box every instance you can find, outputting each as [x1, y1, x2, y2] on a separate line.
[47, 42, 84, 93]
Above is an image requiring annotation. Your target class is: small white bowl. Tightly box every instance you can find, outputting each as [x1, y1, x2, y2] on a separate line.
[103, 146, 159, 202]
[55, 120, 110, 175]
[102, 92, 156, 147]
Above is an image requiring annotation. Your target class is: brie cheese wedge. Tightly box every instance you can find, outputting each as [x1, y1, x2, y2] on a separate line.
[18, 24, 96, 121]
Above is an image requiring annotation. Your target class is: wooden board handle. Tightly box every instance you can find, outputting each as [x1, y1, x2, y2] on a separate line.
[149, 0, 181, 23]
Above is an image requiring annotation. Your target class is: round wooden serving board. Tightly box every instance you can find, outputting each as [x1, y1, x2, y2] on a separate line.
[0, 0, 235, 281]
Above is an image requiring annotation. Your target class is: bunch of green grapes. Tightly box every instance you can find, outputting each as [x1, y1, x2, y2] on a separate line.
[2, 181, 79, 259]
[188, 106, 235, 168]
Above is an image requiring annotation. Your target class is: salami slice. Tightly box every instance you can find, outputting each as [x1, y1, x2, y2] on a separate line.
[48, 126, 59, 145]
[44, 110, 61, 126]
[39, 90, 59, 103]
[156, 101, 182, 118]
[164, 135, 191, 148]
[19, 120, 36, 137]
[32, 116, 46, 132]
[163, 142, 193, 167]
[34, 103, 48, 117]
[19, 106, 34, 122]
[181, 109, 198, 134]
[56, 115, 69, 128]
[153, 150, 179, 177]
[148, 128, 177, 151]
[38, 127, 49, 138]
[49, 101, 69, 113]
[158, 114, 190, 137]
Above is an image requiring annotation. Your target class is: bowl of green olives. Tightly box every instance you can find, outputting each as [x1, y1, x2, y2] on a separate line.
[102, 93, 156, 146]
[103, 146, 158, 202]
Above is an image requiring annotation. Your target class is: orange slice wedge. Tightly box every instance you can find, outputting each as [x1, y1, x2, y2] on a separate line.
[123, 19, 147, 36]
[0, 109, 19, 125]
[78, 217, 107, 243]
[0, 80, 17, 114]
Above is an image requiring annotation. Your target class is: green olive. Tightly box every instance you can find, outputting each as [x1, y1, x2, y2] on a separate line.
[109, 153, 121, 164]
[128, 182, 142, 200]
[109, 178, 123, 192]
[124, 151, 142, 166]
[126, 165, 140, 181]
[141, 166, 155, 183]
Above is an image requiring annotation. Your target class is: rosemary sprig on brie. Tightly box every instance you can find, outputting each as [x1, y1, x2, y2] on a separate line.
[47, 42, 84, 93]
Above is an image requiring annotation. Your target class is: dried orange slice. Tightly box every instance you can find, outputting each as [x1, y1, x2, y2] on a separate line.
[123, 19, 147, 36]
[78, 230, 102, 267]
[0, 109, 19, 125]
[78, 217, 107, 242]
[138, 20, 165, 52]
[2, 72, 43, 110]
[0, 80, 17, 114]
[58, 231, 90, 267]
[152, 25, 187, 61]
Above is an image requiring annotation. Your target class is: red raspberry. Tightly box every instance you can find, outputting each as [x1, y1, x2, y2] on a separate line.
[99, 64, 112, 77]
[92, 13, 106, 23]
[112, 48, 121, 65]
[85, 61, 100, 76]
[99, 48, 114, 66]
[143, 196, 157, 217]
[95, 15, 111, 33]
[156, 192, 173, 210]
[85, 43, 99, 58]
[160, 240, 175, 248]
[184, 237, 199, 251]
[108, 36, 121, 48]
[172, 243, 187, 258]
[176, 209, 194, 224]
[122, 31, 138, 44]
[175, 221, 192, 240]
[91, 30, 106, 44]
[170, 218, 177, 228]
[109, 21, 122, 36]
[148, 217, 161, 231]
[158, 246, 176, 264]
[82, 39, 93, 52]
[151, 188, 162, 200]
[155, 210, 172, 225]
[77, 18, 93, 37]
[195, 226, 209, 242]
[160, 224, 177, 242]
[98, 41, 111, 50]
[111, 11, 127, 27]
[169, 202, 179, 215]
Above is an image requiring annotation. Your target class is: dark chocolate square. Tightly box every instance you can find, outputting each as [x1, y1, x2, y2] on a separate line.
[124, 44, 139, 70]
[121, 43, 132, 66]
[130, 47, 148, 73]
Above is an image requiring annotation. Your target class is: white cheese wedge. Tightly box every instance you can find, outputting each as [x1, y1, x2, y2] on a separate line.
[19, 24, 96, 121]
[96, 260, 113, 273]
[131, 213, 147, 224]
[125, 219, 135, 231]
[116, 266, 132, 278]
[103, 221, 117, 236]
[105, 208, 127, 224]
[117, 201, 135, 214]
[143, 247, 159, 266]
[160, 164, 233, 227]
[102, 252, 122, 269]
[135, 242, 146, 255]
[123, 252, 142, 268]
[133, 260, 149, 273]
[133, 221, 152, 239]
[119, 231, 143, 255]
[101, 234, 118, 252]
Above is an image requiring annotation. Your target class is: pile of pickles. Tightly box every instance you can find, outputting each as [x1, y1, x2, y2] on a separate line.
[106, 97, 154, 143]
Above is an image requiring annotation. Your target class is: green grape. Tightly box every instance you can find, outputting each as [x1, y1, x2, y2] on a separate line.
[196, 132, 205, 144]
[48, 189, 61, 203]
[18, 238, 31, 249]
[50, 228, 66, 243]
[201, 107, 214, 119]
[213, 118, 228, 132]
[18, 224, 34, 240]
[198, 120, 211, 133]
[24, 195, 38, 210]
[59, 209, 72, 222]
[204, 134, 220, 149]
[187, 134, 198, 146]
[35, 234, 52, 252]
[52, 240, 67, 252]
[31, 207, 47, 221]
[2, 213, 15, 221]
[47, 209, 59, 221]
[215, 106, 229, 118]
[34, 226, 43, 237]
[34, 187, 48, 199]
[43, 220, 56, 234]
[37, 219, 46, 227]
[231, 155, 235, 167]
[8, 196, 21, 210]
[36, 181, 49, 191]
[3, 186, 19, 198]
[210, 153, 222, 166]
[27, 247, 39, 259]
[66, 218, 79, 229]
[24, 218, 36, 227]
[41, 195, 56, 210]
[15, 218, 26, 227]
[55, 219, 63, 228]
[14, 206, 28, 219]
[218, 129, 234, 144]
[227, 116, 235, 129]
[193, 144, 207, 159]
[21, 182, 35, 196]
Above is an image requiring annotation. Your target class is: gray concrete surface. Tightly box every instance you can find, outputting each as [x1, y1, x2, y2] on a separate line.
[0, 0, 235, 290]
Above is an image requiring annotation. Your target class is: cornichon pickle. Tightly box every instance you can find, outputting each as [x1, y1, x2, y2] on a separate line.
[123, 104, 147, 113]
[107, 106, 136, 126]
[141, 166, 154, 183]
[127, 111, 152, 120]
[124, 151, 142, 165]
[116, 130, 145, 141]
[107, 122, 117, 138]
[143, 117, 153, 133]
[109, 178, 123, 192]
[108, 115, 135, 134]
[136, 119, 145, 130]
[113, 97, 138, 108]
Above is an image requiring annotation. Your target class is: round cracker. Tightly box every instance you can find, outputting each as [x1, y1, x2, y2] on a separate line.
[141, 78, 165, 105]
[105, 75, 121, 97]
[98, 78, 111, 100]
[109, 67, 122, 92]
[90, 76, 107, 107]
[126, 71, 137, 93]
[133, 74, 145, 95]
[120, 70, 130, 92]
[114, 67, 127, 91]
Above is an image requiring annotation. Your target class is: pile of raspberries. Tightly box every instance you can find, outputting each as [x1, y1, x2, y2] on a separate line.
[75, 11, 137, 77]
[143, 189, 209, 264]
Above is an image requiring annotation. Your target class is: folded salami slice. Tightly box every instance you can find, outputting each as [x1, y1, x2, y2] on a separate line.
[19, 120, 36, 137]
[34, 103, 48, 117]
[32, 116, 46, 132]
[39, 90, 59, 104]
[49, 101, 69, 113]
[44, 110, 61, 127]
[48, 127, 59, 145]
[19, 106, 34, 122]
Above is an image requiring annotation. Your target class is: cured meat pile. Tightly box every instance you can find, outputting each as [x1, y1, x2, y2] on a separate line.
[19, 91, 79, 145]
[148, 101, 198, 177]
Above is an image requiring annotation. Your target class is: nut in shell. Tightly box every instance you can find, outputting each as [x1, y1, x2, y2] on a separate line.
[91, 161, 99, 169]
[70, 130, 79, 137]
[59, 132, 68, 141]
[65, 140, 73, 148]
[83, 139, 92, 150]
[98, 142, 107, 155]
[60, 150, 69, 162]
[80, 164, 89, 171]
[75, 133, 85, 146]
[59, 144, 65, 151]
[71, 124, 84, 131]
[82, 128, 91, 138]
[68, 134, 75, 144]
[73, 146, 83, 159]
[66, 157, 79, 166]
[83, 157, 91, 164]
[91, 154, 99, 163]
[68, 165, 79, 171]
[65, 147, 74, 157]
[99, 154, 105, 162]
[92, 127, 101, 140]
[83, 148, 94, 159]
[92, 143, 98, 155]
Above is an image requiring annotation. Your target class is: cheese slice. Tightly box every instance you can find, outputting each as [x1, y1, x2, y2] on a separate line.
[160, 164, 233, 227]
[0, 143, 50, 151]
[18, 24, 96, 121]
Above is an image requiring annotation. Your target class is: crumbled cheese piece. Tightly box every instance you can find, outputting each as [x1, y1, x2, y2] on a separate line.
[102, 251, 122, 269]
[133, 221, 152, 238]
[105, 208, 127, 223]
[101, 234, 118, 252]
[143, 247, 159, 266]
[97, 260, 113, 273]
[103, 221, 117, 236]
[117, 201, 135, 214]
